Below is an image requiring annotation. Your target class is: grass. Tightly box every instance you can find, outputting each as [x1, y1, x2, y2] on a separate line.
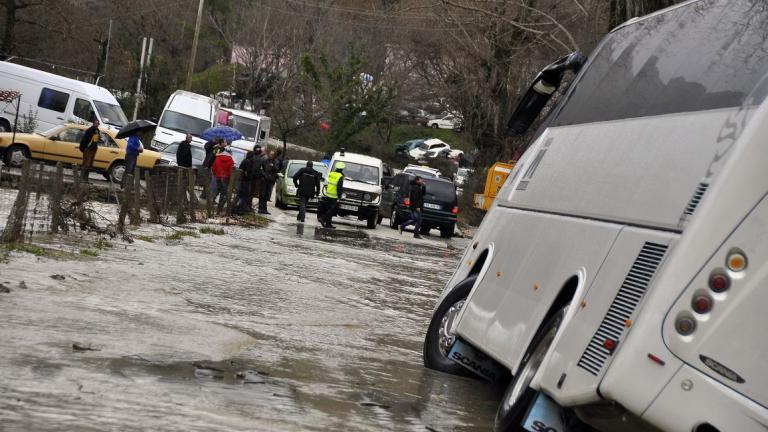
[79, 249, 99, 257]
[136, 235, 155, 243]
[165, 230, 200, 241]
[237, 213, 270, 228]
[94, 238, 113, 250]
[1, 243, 79, 261]
[199, 226, 225, 235]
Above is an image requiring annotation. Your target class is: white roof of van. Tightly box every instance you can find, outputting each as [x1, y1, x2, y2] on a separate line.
[0, 61, 119, 104]
[221, 107, 269, 120]
[170, 90, 216, 103]
[332, 151, 382, 166]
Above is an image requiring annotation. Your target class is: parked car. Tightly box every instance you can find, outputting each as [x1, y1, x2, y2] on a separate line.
[275, 160, 328, 209]
[379, 172, 458, 238]
[0, 123, 162, 182]
[395, 139, 426, 156]
[437, 147, 465, 160]
[427, 114, 461, 129]
[454, 167, 473, 187]
[402, 164, 441, 178]
[0, 61, 128, 133]
[152, 90, 218, 150]
[158, 141, 206, 170]
[409, 138, 450, 160]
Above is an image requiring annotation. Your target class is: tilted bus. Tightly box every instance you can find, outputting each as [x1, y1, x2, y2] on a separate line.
[423, 1, 768, 431]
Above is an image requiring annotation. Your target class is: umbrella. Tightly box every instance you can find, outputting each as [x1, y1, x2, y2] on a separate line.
[201, 125, 242, 143]
[116, 120, 157, 139]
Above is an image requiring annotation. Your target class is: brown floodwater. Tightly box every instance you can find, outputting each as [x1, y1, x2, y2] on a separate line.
[0, 212, 501, 431]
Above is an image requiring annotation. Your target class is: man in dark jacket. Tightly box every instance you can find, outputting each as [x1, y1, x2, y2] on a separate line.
[78, 118, 101, 181]
[292, 161, 321, 223]
[176, 134, 193, 168]
[258, 150, 280, 215]
[250, 145, 264, 203]
[235, 151, 259, 214]
[398, 176, 426, 239]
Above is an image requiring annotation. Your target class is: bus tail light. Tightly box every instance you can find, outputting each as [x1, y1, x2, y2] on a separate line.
[708, 272, 730, 293]
[675, 314, 697, 335]
[726, 251, 747, 272]
[692, 294, 713, 314]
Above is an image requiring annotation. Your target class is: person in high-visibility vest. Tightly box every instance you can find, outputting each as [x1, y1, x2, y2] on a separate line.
[319, 162, 345, 229]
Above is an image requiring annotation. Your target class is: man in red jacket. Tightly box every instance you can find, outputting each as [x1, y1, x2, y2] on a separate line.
[211, 147, 235, 214]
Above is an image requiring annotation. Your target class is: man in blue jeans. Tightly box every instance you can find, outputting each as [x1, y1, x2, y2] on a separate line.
[122, 133, 143, 187]
[398, 175, 426, 239]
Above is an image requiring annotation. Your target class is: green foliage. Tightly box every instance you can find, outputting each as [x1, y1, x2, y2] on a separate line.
[79, 249, 99, 257]
[19, 107, 38, 133]
[191, 63, 237, 98]
[199, 226, 225, 235]
[165, 230, 200, 240]
[136, 235, 155, 243]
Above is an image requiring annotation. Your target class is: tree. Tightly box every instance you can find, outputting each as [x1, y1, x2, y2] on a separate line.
[1, 0, 44, 58]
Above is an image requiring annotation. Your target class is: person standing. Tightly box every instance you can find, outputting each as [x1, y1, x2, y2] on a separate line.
[122, 133, 144, 187]
[235, 151, 258, 214]
[319, 162, 345, 229]
[205, 138, 224, 202]
[176, 133, 194, 169]
[211, 146, 235, 214]
[250, 145, 264, 206]
[398, 175, 426, 239]
[258, 150, 280, 215]
[78, 117, 101, 181]
[292, 161, 321, 223]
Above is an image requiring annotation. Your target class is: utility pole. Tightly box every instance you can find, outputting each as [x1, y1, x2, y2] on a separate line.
[103, 19, 113, 83]
[132, 37, 147, 121]
[186, 0, 205, 91]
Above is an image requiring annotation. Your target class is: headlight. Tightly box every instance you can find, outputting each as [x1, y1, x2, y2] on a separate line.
[363, 193, 379, 202]
[287, 185, 297, 195]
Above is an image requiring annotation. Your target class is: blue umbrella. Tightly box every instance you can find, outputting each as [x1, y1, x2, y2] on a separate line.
[201, 125, 242, 143]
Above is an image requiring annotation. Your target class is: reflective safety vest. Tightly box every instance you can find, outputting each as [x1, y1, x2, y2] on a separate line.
[324, 171, 343, 199]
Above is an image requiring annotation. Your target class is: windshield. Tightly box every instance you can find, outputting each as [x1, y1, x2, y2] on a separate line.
[286, 163, 303, 178]
[93, 101, 128, 127]
[407, 169, 439, 178]
[159, 110, 212, 137]
[230, 116, 260, 141]
[333, 161, 379, 185]
[423, 179, 457, 201]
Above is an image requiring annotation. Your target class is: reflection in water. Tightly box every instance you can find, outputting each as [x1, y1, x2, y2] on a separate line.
[0, 221, 493, 431]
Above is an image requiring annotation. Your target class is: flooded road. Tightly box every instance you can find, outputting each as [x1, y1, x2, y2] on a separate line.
[0, 210, 500, 431]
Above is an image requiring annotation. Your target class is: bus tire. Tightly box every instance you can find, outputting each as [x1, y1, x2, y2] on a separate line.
[423, 275, 477, 376]
[495, 307, 567, 432]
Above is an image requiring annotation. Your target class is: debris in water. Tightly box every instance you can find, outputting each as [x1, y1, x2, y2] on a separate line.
[425, 426, 441, 432]
[18, 281, 27, 289]
[50, 274, 66, 281]
[192, 362, 224, 372]
[0, 284, 11, 293]
[72, 342, 100, 352]
[359, 401, 391, 409]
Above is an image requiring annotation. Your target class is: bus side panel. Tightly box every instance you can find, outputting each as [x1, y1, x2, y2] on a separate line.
[538, 227, 676, 406]
[455, 207, 621, 372]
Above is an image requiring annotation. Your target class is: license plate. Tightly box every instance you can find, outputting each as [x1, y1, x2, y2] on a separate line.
[424, 203, 441, 210]
[523, 393, 565, 432]
[339, 204, 358, 211]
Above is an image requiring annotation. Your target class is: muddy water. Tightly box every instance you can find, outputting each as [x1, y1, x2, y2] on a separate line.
[0, 216, 500, 431]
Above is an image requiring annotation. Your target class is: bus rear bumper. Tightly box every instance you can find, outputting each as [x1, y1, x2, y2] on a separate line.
[641, 364, 768, 432]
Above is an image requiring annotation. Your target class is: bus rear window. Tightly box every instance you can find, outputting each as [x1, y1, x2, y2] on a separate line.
[552, 0, 768, 126]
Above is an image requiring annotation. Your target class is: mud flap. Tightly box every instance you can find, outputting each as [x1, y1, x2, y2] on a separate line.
[522, 393, 565, 432]
[447, 339, 505, 382]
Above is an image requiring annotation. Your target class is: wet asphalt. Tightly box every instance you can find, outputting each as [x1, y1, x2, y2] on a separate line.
[0, 206, 501, 431]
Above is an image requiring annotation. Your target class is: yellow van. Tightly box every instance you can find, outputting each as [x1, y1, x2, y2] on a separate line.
[0, 123, 162, 182]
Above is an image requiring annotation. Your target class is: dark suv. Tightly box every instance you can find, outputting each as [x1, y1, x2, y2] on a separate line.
[380, 173, 458, 238]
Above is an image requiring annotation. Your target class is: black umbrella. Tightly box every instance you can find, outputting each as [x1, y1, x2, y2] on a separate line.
[116, 120, 157, 139]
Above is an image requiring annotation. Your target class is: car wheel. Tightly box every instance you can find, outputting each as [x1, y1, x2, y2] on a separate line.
[0, 119, 11, 133]
[389, 206, 400, 229]
[5, 145, 30, 167]
[366, 213, 377, 229]
[108, 161, 126, 183]
[440, 224, 455, 239]
[376, 213, 383, 225]
[494, 307, 567, 432]
[423, 275, 477, 375]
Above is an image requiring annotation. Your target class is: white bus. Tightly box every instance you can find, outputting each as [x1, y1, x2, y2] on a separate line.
[0, 61, 128, 132]
[423, 1, 768, 431]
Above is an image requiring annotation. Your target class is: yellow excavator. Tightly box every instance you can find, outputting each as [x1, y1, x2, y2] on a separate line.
[472, 161, 516, 210]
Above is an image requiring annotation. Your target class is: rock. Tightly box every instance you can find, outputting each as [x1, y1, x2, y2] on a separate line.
[72, 342, 100, 352]
[359, 401, 391, 409]
[50, 274, 66, 281]
[0, 284, 11, 293]
[18, 281, 27, 289]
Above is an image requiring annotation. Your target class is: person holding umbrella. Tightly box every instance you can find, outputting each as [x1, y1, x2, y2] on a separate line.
[211, 145, 235, 214]
[115, 119, 156, 184]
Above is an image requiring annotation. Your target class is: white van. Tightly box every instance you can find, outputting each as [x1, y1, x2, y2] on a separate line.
[152, 90, 218, 149]
[216, 107, 271, 151]
[423, 1, 768, 432]
[326, 150, 383, 229]
[0, 61, 128, 132]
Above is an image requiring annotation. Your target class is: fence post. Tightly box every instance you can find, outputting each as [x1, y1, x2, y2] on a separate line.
[50, 162, 64, 233]
[1, 160, 31, 243]
[144, 170, 159, 224]
[130, 167, 141, 225]
[72, 166, 81, 198]
[117, 172, 133, 233]
[203, 169, 213, 218]
[225, 169, 239, 217]
[186, 168, 199, 222]
[175, 169, 187, 224]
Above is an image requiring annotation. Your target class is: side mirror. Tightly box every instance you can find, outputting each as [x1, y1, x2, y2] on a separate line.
[507, 51, 586, 136]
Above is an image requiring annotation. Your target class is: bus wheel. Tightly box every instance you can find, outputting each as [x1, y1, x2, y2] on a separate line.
[423, 275, 477, 376]
[495, 307, 566, 432]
